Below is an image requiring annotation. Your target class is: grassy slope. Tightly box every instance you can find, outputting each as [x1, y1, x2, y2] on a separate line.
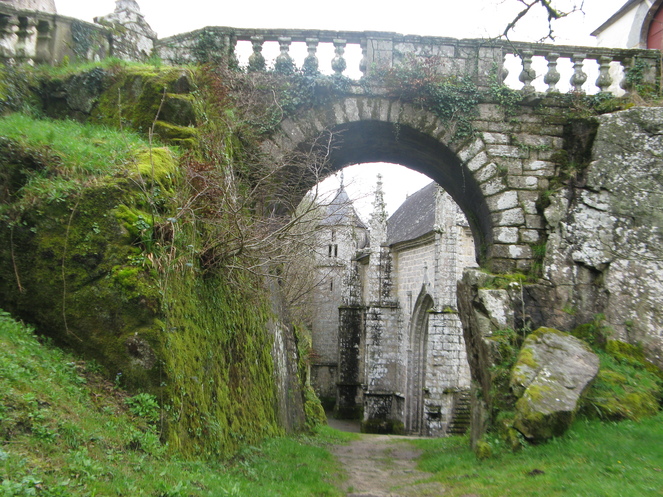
[413, 418, 663, 496]
[0, 310, 350, 496]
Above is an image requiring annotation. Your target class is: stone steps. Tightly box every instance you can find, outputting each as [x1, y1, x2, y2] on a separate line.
[447, 390, 471, 436]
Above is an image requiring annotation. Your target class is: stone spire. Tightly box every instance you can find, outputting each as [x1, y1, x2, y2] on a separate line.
[370, 174, 388, 228]
[367, 174, 390, 304]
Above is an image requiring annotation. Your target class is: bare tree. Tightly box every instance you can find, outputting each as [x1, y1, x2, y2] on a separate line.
[502, 0, 586, 41]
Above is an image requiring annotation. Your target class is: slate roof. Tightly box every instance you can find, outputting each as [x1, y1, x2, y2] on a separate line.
[318, 186, 367, 229]
[386, 181, 437, 246]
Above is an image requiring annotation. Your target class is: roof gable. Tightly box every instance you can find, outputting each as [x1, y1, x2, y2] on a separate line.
[386, 181, 437, 246]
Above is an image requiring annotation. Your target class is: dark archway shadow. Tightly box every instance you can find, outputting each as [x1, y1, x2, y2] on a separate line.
[303, 120, 492, 264]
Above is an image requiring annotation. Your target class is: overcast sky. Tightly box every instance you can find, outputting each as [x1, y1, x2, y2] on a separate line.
[56, 0, 624, 43]
[53, 0, 628, 217]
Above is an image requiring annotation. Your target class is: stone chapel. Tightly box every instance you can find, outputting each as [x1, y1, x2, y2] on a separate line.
[310, 176, 477, 436]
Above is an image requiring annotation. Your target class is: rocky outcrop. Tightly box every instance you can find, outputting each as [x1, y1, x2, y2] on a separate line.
[511, 328, 599, 442]
[543, 108, 663, 368]
[457, 268, 520, 448]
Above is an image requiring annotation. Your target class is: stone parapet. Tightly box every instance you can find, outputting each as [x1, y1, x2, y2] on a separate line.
[156, 26, 660, 95]
[0, 3, 108, 64]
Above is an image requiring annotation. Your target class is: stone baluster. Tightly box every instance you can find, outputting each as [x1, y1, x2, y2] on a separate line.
[275, 36, 294, 74]
[227, 34, 239, 70]
[303, 37, 319, 76]
[331, 38, 347, 76]
[499, 51, 509, 84]
[595, 55, 613, 94]
[35, 20, 53, 64]
[620, 57, 634, 94]
[518, 50, 536, 94]
[359, 39, 368, 77]
[248, 35, 265, 72]
[543, 52, 560, 93]
[0, 15, 19, 60]
[570, 53, 587, 93]
[15, 16, 37, 62]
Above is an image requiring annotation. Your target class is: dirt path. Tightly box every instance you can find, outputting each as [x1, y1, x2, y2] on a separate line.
[331, 434, 447, 497]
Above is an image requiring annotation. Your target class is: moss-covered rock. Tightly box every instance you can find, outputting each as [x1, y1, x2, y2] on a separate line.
[89, 67, 197, 135]
[511, 328, 599, 442]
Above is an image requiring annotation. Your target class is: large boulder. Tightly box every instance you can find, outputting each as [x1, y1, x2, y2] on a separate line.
[511, 327, 599, 442]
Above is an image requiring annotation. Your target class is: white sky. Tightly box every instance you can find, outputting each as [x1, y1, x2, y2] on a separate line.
[53, 0, 628, 218]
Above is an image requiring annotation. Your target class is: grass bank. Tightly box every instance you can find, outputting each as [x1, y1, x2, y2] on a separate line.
[412, 416, 663, 496]
[0, 309, 351, 496]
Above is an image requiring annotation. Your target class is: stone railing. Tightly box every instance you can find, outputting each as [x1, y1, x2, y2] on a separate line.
[501, 40, 660, 95]
[156, 27, 661, 95]
[0, 3, 109, 65]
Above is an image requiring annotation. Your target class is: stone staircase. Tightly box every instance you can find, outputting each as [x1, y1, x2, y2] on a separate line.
[446, 390, 471, 436]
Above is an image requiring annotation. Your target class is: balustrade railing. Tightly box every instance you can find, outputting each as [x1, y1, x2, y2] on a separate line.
[0, 4, 658, 98]
[0, 4, 108, 65]
[501, 41, 659, 95]
[157, 28, 661, 96]
[158, 27, 369, 78]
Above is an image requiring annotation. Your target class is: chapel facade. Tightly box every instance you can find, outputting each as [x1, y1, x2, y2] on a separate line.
[310, 177, 477, 436]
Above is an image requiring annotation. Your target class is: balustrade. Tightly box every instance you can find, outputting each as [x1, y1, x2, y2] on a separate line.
[0, 0, 658, 98]
[0, 3, 108, 64]
[157, 28, 660, 97]
[505, 42, 659, 95]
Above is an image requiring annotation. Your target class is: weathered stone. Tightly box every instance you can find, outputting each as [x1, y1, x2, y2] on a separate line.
[486, 191, 519, 211]
[511, 328, 599, 442]
[95, 0, 157, 62]
[493, 227, 519, 244]
[467, 151, 490, 173]
[492, 208, 525, 226]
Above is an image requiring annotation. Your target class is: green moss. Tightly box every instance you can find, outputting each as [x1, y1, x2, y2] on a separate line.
[90, 67, 197, 136]
[475, 439, 493, 460]
[479, 272, 527, 289]
[0, 176, 165, 391]
[522, 382, 552, 403]
[152, 121, 198, 149]
[516, 346, 538, 370]
[113, 204, 153, 243]
[580, 348, 662, 422]
[161, 269, 283, 458]
[605, 340, 663, 379]
[303, 385, 327, 431]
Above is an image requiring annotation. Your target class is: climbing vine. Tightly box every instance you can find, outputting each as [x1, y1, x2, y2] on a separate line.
[369, 54, 481, 141]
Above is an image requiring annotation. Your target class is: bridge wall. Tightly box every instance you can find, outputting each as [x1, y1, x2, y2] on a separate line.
[263, 92, 567, 273]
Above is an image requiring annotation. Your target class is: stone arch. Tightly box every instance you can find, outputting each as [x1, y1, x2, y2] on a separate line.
[262, 96, 496, 264]
[262, 95, 552, 272]
[405, 286, 434, 434]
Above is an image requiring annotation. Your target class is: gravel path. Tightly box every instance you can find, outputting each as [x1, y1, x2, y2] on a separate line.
[331, 434, 447, 497]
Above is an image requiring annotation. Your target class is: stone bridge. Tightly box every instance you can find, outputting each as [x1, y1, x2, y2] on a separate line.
[156, 27, 663, 435]
[158, 27, 662, 434]
[2, 5, 662, 437]
[155, 26, 661, 274]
